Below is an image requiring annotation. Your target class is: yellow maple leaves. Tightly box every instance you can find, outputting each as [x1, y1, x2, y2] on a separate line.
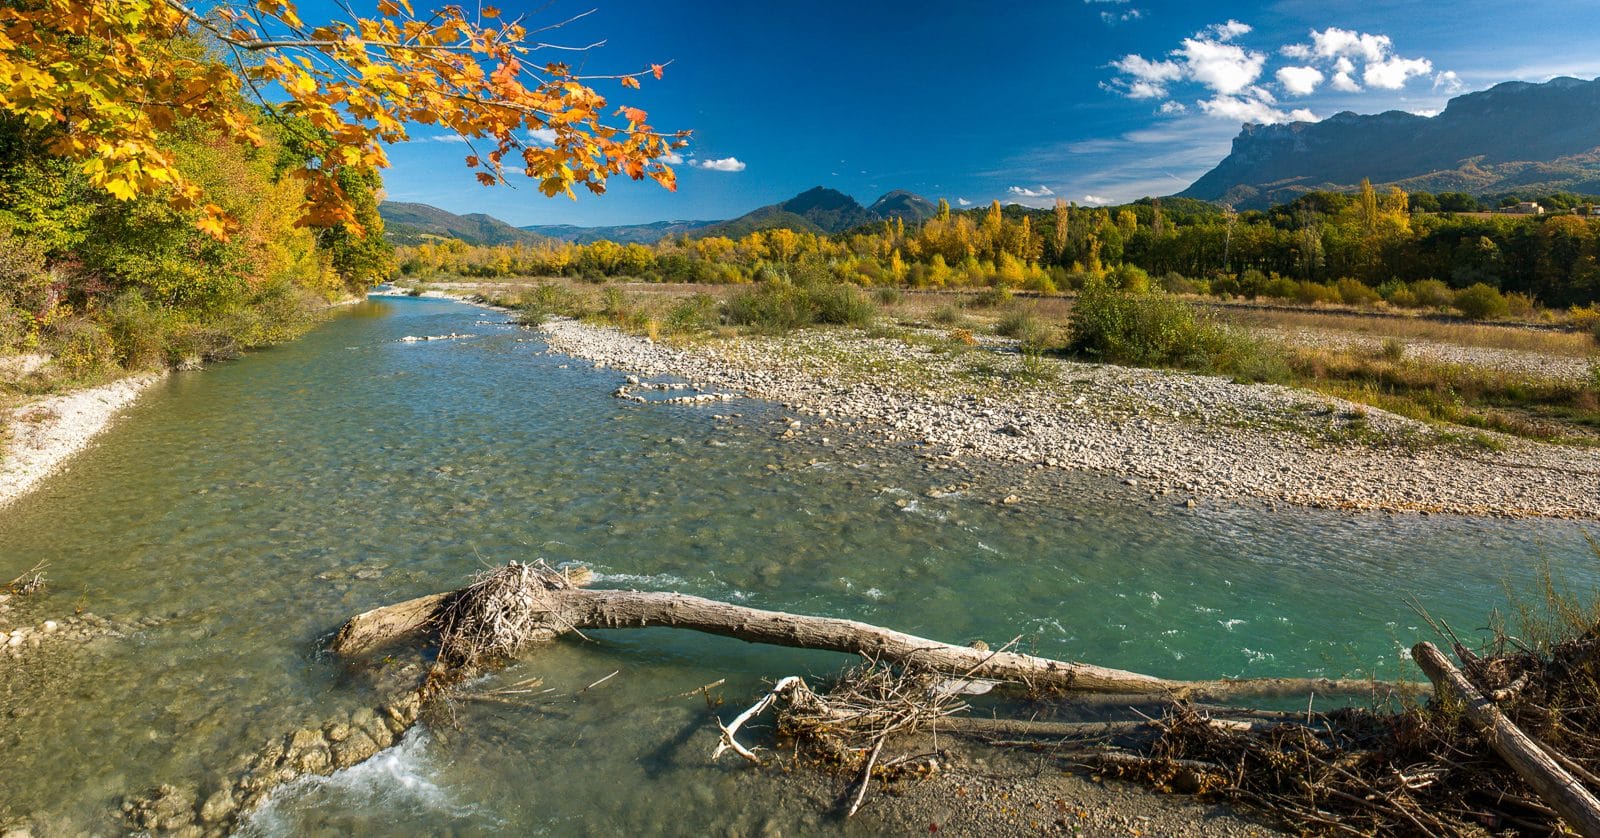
[0, 0, 688, 239]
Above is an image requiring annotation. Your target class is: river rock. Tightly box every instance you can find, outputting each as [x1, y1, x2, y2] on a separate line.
[332, 730, 380, 768]
[198, 788, 236, 824]
[323, 720, 351, 743]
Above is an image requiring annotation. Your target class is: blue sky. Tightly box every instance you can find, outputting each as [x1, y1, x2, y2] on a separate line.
[360, 0, 1600, 226]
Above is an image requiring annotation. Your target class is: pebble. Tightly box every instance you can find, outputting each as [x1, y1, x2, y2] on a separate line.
[537, 318, 1600, 519]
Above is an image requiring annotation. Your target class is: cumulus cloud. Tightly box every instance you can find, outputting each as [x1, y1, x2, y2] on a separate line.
[1433, 70, 1465, 93]
[1276, 65, 1324, 96]
[1278, 27, 1441, 94]
[1205, 20, 1251, 42]
[1364, 55, 1432, 89]
[1007, 185, 1056, 198]
[1158, 100, 1188, 114]
[1175, 32, 1266, 95]
[956, 198, 972, 207]
[1109, 54, 1184, 99]
[527, 127, 558, 145]
[1199, 95, 1288, 124]
[1101, 8, 1143, 25]
[689, 157, 745, 172]
[661, 151, 684, 165]
[1309, 28, 1391, 63]
[1082, 194, 1111, 206]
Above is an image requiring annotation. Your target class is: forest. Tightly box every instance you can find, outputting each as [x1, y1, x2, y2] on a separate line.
[398, 182, 1600, 324]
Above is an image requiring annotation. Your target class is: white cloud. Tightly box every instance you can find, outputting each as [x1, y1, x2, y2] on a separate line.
[1289, 108, 1318, 122]
[1309, 27, 1391, 63]
[1007, 185, 1056, 198]
[527, 127, 558, 146]
[1206, 20, 1251, 42]
[1363, 55, 1432, 90]
[1276, 65, 1324, 96]
[1101, 8, 1143, 24]
[956, 198, 972, 207]
[1158, 100, 1188, 114]
[1176, 33, 1266, 95]
[1109, 54, 1184, 99]
[1280, 43, 1312, 60]
[661, 151, 684, 165]
[1410, 108, 1440, 117]
[1433, 70, 1465, 93]
[689, 157, 745, 172]
[1199, 94, 1289, 124]
[1082, 194, 1111, 205]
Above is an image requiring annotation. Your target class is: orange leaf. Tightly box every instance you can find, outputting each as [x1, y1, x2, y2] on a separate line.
[475, 172, 496, 186]
[465, 154, 479, 167]
[620, 76, 640, 90]
[650, 64, 664, 80]
[622, 107, 647, 124]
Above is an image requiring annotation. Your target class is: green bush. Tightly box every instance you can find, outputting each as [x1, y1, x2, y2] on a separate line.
[1067, 284, 1281, 378]
[1295, 281, 1340, 305]
[807, 282, 876, 326]
[725, 280, 874, 332]
[965, 286, 1013, 309]
[931, 304, 965, 326]
[1335, 278, 1381, 307]
[994, 307, 1048, 347]
[1454, 283, 1510, 320]
[1410, 279, 1455, 309]
[873, 286, 903, 306]
[666, 293, 720, 333]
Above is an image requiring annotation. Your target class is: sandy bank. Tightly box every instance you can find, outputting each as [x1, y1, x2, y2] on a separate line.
[0, 373, 163, 509]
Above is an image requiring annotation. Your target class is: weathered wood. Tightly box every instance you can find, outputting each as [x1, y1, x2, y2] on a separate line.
[332, 574, 1409, 703]
[1412, 641, 1600, 838]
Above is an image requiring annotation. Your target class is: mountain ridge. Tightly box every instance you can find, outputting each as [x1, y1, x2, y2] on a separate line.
[1180, 76, 1600, 208]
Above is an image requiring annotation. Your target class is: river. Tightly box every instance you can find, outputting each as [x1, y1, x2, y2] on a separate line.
[0, 296, 1593, 834]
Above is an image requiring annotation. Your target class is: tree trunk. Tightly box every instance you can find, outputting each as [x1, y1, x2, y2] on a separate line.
[332, 576, 1407, 702]
[1412, 641, 1600, 838]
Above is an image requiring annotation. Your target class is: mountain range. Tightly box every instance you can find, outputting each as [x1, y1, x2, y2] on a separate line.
[381, 187, 938, 247]
[1181, 75, 1600, 208]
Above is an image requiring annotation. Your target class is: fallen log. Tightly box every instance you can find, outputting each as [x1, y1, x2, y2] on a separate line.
[331, 562, 1411, 703]
[1412, 641, 1600, 838]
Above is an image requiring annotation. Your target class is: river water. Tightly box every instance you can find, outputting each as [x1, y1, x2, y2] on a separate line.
[0, 297, 1593, 835]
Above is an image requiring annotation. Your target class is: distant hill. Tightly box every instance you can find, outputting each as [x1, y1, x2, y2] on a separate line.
[378, 201, 546, 246]
[698, 187, 937, 238]
[383, 187, 940, 247]
[1180, 76, 1600, 208]
[521, 220, 717, 244]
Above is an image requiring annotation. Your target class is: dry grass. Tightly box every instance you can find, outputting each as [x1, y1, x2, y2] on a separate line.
[1219, 307, 1596, 357]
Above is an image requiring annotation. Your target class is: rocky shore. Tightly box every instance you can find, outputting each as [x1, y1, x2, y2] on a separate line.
[0, 373, 162, 509]
[539, 318, 1600, 519]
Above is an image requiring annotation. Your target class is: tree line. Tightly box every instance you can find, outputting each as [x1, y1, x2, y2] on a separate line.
[399, 180, 1600, 321]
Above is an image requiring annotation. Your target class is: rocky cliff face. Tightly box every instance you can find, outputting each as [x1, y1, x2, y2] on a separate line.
[1180, 76, 1600, 206]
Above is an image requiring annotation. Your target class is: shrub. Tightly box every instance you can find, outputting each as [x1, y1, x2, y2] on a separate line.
[1160, 272, 1198, 295]
[994, 308, 1048, 347]
[873, 286, 903, 306]
[966, 286, 1012, 308]
[1504, 292, 1538, 318]
[931, 305, 965, 326]
[1335, 278, 1381, 307]
[725, 280, 874, 332]
[665, 293, 720, 334]
[49, 318, 115, 379]
[1067, 284, 1277, 378]
[1379, 338, 1406, 362]
[1261, 275, 1299, 300]
[1295, 281, 1340, 305]
[1410, 279, 1455, 309]
[1110, 264, 1150, 294]
[1454, 283, 1510, 320]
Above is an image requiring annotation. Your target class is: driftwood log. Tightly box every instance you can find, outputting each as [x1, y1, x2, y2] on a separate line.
[1413, 641, 1600, 838]
[331, 564, 1406, 703]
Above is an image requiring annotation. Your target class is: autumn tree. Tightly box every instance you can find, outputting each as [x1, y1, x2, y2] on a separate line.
[0, 0, 687, 238]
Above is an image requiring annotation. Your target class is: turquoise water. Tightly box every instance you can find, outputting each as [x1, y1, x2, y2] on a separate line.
[0, 296, 1593, 834]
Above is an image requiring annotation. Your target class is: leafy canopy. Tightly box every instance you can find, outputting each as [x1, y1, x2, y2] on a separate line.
[0, 0, 686, 238]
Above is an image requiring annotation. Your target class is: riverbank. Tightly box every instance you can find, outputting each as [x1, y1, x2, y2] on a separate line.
[537, 316, 1600, 518]
[0, 373, 164, 509]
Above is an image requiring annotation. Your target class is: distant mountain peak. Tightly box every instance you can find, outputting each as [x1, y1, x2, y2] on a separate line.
[1180, 75, 1600, 207]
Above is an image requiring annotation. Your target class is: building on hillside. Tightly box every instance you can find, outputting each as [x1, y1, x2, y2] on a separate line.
[1576, 204, 1598, 217]
[1499, 201, 1545, 215]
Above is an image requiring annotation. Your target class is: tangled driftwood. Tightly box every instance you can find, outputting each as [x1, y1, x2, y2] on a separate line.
[330, 562, 1600, 834]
